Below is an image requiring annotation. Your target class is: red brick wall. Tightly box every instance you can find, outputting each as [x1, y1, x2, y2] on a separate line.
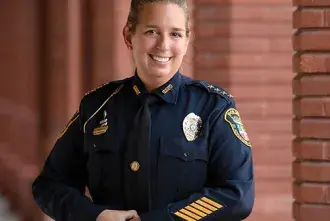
[194, 0, 293, 220]
[0, 1, 42, 220]
[6, 0, 330, 221]
[292, 0, 330, 221]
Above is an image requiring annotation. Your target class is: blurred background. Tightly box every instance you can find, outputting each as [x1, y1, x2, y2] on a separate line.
[1, 0, 328, 221]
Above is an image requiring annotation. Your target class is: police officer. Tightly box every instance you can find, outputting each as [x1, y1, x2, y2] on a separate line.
[32, 0, 254, 220]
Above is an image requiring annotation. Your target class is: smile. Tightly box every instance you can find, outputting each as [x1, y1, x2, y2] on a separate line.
[149, 55, 171, 63]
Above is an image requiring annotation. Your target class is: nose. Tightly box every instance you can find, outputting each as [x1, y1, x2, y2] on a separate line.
[156, 34, 170, 51]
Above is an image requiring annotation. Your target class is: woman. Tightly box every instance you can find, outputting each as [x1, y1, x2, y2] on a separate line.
[32, 0, 254, 220]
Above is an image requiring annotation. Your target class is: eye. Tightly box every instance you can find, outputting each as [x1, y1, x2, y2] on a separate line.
[171, 32, 182, 38]
[145, 30, 158, 35]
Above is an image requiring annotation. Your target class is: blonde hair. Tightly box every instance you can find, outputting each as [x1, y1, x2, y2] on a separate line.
[126, 0, 190, 37]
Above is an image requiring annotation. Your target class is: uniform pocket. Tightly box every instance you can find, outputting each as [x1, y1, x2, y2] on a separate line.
[157, 136, 209, 201]
[160, 137, 208, 162]
[86, 133, 122, 198]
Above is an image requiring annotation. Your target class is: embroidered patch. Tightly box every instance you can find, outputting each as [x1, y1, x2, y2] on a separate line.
[224, 108, 251, 147]
[57, 111, 79, 140]
[92, 110, 108, 135]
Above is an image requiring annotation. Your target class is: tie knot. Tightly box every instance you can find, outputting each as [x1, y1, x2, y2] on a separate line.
[142, 94, 159, 106]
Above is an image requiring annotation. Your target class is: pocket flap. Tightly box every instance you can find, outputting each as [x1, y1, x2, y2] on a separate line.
[160, 137, 208, 162]
[86, 132, 120, 153]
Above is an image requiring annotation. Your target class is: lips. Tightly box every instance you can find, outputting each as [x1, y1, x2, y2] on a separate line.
[149, 54, 171, 63]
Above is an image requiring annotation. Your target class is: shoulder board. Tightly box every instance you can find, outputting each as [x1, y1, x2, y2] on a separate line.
[84, 77, 131, 97]
[187, 80, 233, 100]
[84, 82, 110, 96]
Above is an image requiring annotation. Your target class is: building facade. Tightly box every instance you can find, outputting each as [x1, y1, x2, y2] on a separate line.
[0, 0, 328, 220]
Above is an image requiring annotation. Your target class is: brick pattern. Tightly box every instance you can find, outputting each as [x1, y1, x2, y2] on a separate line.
[194, 1, 293, 221]
[293, 0, 330, 221]
[5, 0, 330, 221]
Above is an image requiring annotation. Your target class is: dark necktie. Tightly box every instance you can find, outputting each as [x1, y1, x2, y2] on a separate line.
[124, 95, 157, 212]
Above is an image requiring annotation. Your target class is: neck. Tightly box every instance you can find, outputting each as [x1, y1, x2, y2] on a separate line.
[137, 71, 175, 92]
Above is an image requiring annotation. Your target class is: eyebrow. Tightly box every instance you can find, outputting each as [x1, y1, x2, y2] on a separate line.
[145, 25, 185, 32]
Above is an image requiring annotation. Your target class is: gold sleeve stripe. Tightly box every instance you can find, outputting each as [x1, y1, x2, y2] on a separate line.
[201, 197, 223, 209]
[174, 211, 196, 221]
[191, 203, 212, 214]
[196, 200, 217, 212]
[174, 197, 224, 220]
[57, 114, 79, 140]
[179, 208, 202, 220]
[185, 206, 207, 218]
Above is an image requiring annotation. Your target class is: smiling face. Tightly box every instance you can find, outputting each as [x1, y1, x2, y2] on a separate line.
[123, 2, 189, 88]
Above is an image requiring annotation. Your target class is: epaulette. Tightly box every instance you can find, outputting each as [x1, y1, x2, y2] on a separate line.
[187, 80, 233, 100]
[84, 81, 111, 96]
[83, 77, 131, 97]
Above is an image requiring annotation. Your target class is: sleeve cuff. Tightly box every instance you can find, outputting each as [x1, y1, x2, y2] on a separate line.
[71, 196, 109, 221]
[140, 207, 172, 221]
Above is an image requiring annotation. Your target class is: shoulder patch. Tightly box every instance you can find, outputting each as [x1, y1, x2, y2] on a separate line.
[224, 108, 251, 147]
[57, 111, 79, 140]
[187, 81, 233, 100]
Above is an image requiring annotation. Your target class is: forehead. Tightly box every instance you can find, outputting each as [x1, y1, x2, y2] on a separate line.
[138, 3, 186, 29]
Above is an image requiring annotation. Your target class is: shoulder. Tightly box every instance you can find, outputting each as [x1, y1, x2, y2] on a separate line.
[82, 77, 132, 103]
[78, 77, 132, 132]
[183, 77, 234, 103]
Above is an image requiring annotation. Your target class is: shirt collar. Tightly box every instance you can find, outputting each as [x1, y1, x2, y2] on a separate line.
[131, 71, 181, 104]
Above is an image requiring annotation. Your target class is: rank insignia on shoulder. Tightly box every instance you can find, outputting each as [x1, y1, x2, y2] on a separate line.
[57, 111, 79, 140]
[93, 110, 108, 135]
[187, 81, 233, 100]
[206, 84, 233, 98]
[183, 113, 202, 141]
[224, 108, 252, 147]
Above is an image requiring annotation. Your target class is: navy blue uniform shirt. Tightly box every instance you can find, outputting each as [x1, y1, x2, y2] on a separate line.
[32, 72, 254, 221]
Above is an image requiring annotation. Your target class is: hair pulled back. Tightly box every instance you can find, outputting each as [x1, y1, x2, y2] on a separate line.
[126, 0, 190, 36]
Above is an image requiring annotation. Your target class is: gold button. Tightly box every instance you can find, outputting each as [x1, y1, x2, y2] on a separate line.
[130, 161, 140, 172]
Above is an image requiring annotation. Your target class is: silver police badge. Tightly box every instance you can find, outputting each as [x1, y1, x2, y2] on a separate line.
[182, 113, 202, 141]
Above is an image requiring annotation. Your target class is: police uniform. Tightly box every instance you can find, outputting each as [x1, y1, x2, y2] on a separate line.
[32, 72, 254, 221]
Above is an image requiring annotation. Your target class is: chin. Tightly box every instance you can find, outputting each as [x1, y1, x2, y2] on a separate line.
[147, 67, 174, 78]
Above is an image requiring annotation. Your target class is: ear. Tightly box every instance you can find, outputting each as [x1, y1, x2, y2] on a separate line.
[123, 26, 133, 50]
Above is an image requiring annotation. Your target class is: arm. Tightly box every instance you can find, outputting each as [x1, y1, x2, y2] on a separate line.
[32, 109, 108, 221]
[140, 101, 254, 221]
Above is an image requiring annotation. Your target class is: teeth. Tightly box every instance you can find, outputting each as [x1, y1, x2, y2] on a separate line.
[151, 55, 170, 63]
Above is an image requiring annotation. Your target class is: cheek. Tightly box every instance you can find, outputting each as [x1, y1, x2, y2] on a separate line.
[172, 44, 187, 57]
[172, 40, 188, 56]
[134, 37, 156, 54]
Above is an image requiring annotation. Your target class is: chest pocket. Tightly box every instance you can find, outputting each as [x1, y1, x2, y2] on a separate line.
[85, 132, 122, 199]
[157, 136, 209, 200]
